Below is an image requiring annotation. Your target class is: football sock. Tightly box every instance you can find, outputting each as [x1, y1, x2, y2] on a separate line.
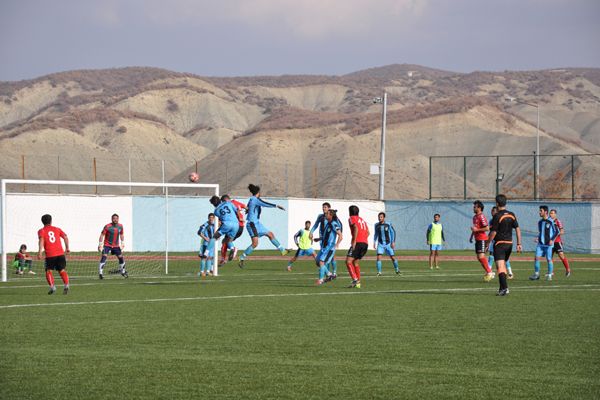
[499, 272, 507, 290]
[331, 260, 337, 274]
[479, 257, 492, 273]
[488, 255, 494, 267]
[319, 265, 329, 280]
[221, 243, 227, 260]
[207, 259, 213, 272]
[376, 260, 382, 274]
[59, 270, 69, 286]
[346, 262, 357, 281]
[562, 257, 570, 272]
[243, 245, 255, 257]
[200, 259, 206, 272]
[269, 238, 281, 249]
[227, 241, 234, 250]
[534, 260, 541, 274]
[119, 262, 126, 273]
[393, 260, 399, 272]
[45, 270, 54, 287]
[354, 264, 361, 280]
[548, 261, 554, 275]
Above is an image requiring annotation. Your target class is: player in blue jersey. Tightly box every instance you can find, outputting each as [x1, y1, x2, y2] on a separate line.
[197, 213, 216, 277]
[210, 196, 243, 266]
[310, 202, 343, 278]
[238, 184, 288, 268]
[487, 206, 513, 279]
[530, 205, 559, 281]
[315, 209, 343, 285]
[373, 212, 400, 275]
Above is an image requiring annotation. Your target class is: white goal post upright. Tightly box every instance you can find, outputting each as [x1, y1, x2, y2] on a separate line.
[1, 179, 219, 282]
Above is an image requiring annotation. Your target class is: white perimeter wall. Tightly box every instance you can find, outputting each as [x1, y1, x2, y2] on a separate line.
[286, 198, 385, 250]
[592, 203, 600, 254]
[4, 194, 133, 253]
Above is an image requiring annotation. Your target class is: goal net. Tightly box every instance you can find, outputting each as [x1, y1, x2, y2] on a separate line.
[1, 179, 220, 282]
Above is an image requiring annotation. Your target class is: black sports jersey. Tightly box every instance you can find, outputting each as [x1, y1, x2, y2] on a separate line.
[490, 209, 519, 244]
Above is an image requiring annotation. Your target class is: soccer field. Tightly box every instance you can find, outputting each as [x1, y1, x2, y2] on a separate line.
[1, 253, 599, 399]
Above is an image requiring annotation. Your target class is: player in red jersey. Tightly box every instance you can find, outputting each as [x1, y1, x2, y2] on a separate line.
[346, 205, 370, 288]
[37, 214, 70, 295]
[219, 194, 246, 264]
[470, 200, 494, 282]
[98, 214, 127, 279]
[549, 209, 571, 276]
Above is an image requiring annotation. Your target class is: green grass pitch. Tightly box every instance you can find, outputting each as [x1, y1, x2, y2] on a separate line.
[1, 251, 599, 399]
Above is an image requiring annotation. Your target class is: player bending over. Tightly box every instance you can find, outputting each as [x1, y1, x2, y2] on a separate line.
[219, 194, 246, 263]
[210, 196, 243, 268]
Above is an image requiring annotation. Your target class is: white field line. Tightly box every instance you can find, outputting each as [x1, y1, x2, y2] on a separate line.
[2, 267, 599, 290]
[1, 284, 599, 310]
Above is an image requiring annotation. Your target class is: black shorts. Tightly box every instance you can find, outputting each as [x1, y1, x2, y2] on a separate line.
[493, 243, 512, 262]
[552, 242, 564, 254]
[474, 240, 486, 254]
[45, 255, 66, 271]
[102, 246, 122, 256]
[347, 243, 368, 260]
[234, 226, 244, 240]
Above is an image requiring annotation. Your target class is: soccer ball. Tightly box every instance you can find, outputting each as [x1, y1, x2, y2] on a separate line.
[188, 172, 199, 183]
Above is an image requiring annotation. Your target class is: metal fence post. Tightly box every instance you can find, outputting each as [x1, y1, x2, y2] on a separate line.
[533, 153, 537, 200]
[571, 155, 575, 201]
[496, 156, 500, 197]
[428, 156, 432, 200]
[463, 156, 467, 200]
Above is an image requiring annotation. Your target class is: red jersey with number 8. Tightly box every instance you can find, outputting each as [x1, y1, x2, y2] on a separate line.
[349, 215, 369, 243]
[38, 226, 66, 257]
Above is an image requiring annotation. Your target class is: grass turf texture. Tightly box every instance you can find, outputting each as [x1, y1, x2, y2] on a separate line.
[1, 253, 599, 399]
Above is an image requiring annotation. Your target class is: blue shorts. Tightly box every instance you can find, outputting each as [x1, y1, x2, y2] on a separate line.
[535, 244, 552, 260]
[294, 248, 314, 257]
[199, 240, 215, 258]
[316, 247, 336, 266]
[246, 221, 270, 238]
[218, 222, 241, 240]
[377, 243, 395, 256]
[102, 246, 122, 256]
[430, 244, 442, 251]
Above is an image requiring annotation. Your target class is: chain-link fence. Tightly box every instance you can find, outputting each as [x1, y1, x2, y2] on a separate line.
[430, 154, 600, 200]
[3, 153, 599, 200]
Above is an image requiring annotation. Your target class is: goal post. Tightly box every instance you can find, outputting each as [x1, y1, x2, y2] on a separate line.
[1, 179, 220, 282]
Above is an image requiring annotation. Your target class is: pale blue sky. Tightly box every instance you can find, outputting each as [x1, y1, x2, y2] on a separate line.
[1, 0, 599, 81]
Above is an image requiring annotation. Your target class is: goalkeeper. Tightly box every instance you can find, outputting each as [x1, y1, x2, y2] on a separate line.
[98, 213, 128, 279]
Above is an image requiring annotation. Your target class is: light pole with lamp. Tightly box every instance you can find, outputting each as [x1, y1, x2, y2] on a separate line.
[373, 92, 387, 200]
[505, 96, 540, 199]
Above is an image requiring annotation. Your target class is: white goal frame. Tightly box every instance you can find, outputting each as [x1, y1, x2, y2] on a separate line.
[1, 179, 220, 282]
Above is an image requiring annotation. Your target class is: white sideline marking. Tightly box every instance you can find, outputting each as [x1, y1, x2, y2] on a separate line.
[1, 284, 599, 309]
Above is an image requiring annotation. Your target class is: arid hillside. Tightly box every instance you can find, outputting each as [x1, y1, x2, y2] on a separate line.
[1, 65, 599, 199]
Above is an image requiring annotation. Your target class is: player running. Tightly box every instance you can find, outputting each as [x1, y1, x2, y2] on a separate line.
[238, 184, 288, 268]
[37, 214, 70, 295]
[315, 209, 342, 285]
[197, 213, 216, 277]
[346, 205, 370, 288]
[310, 202, 343, 277]
[486, 194, 522, 296]
[487, 206, 513, 279]
[98, 213, 128, 279]
[287, 221, 316, 271]
[469, 200, 494, 282]
[549, 209, 572, 277]
[373, 212, 399, 275]
[530, 205, 559, 281]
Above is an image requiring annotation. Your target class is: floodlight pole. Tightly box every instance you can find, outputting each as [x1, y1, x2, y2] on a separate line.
[374, 92, 388, 200]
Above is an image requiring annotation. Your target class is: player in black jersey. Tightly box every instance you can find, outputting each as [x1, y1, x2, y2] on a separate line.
[486, 194, 522, 296]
